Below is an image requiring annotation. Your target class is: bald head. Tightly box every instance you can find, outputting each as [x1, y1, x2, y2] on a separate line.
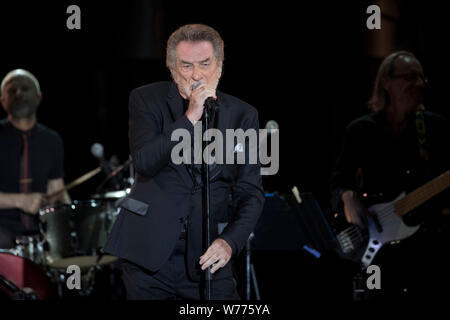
[0, 69, 42, 119]
[1, 69, 41, 96]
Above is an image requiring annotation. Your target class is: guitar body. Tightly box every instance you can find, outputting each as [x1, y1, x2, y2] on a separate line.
[333, 193, 420, 266]
[361, 192, 420, 267]
[333, 170, 449, 268]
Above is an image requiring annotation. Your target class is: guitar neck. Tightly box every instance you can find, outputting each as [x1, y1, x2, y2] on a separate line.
[394, 170, 450, 216]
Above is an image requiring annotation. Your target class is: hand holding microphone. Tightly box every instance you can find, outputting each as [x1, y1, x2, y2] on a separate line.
[186, 81, 217, 125]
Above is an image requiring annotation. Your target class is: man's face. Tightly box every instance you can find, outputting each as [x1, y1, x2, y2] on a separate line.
[171, 40, 222, 99]
[1, 76, 41, 119]
[386, 56, 425, 114]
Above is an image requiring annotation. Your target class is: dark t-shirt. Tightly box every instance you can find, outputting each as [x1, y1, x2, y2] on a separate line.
[330, 110, 449, 216]
[330, 110, 450, 298]
[0, 118, 64, 237]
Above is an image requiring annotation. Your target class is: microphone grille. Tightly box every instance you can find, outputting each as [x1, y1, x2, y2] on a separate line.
[265, 120, 279, 133]
[91, 143, 104, 159]
[192, 81, 202, 90]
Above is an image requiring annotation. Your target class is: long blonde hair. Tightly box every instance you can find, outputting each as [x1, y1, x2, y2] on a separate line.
[368, 51, 417, 112]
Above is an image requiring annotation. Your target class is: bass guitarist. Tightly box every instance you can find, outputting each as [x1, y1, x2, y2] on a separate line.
[330, 51, 449, 300]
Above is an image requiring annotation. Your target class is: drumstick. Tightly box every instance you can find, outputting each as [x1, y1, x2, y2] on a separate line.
[44, 167, 102, 200]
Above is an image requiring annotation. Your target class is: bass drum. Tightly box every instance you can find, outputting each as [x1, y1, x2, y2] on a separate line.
[0, 250, 57, 300]
[39, 200, 118, 269]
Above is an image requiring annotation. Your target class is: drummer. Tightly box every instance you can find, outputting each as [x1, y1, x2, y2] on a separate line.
[0, 69, 70, 248]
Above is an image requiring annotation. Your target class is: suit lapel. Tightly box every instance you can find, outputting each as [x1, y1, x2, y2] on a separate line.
[216, 91, 231, 136]
[167, 82, 184, 122]
[166, 82, 195, 187]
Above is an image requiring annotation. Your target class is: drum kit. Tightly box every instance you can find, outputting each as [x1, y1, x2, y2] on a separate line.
[0, 162, 132, 300]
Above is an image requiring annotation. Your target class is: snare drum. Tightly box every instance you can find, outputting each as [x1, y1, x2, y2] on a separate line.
[39, 200, 118, 269]
[0, 251, 56, 299]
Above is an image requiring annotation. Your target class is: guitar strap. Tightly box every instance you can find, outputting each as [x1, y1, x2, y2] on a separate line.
[415, 109, 431, 180]
[415, 109, 428, 162]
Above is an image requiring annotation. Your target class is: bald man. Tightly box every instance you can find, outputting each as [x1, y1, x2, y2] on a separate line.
[0, 69, 69, 248]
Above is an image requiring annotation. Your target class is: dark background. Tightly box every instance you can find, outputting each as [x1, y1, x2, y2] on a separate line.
[1, 1, 448, 205]
[1, 0, 449, 301]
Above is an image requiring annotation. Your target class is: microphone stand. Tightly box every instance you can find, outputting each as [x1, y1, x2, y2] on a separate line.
[202, 103, 212, 300]
[95, 159, 131, 193]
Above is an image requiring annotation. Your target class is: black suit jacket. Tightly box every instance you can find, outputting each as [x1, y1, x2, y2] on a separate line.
[104, 81, 265, 281]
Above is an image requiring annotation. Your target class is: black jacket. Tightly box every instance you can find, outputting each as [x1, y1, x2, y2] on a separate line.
[104, 81, 265, 281]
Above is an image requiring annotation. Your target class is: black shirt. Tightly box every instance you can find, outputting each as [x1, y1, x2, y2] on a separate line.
[181, 98, 219, 189]
[330, 110, 449, 212]
[0, 118, 64, 231]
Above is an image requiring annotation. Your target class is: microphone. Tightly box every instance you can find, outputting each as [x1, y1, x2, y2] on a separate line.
[90, 143, 105, 160]
[265, 120, 279, 134]
[91, 143, 121, 192]
[91, 143, 113, 177]
[192, 81, 202, 90]
[192, 81, 218, 114]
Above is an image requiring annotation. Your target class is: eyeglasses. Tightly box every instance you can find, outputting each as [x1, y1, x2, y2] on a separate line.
[391, 73, 428, 84]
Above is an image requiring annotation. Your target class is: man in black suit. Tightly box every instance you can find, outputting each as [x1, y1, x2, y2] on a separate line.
[104, 24, 265, 300]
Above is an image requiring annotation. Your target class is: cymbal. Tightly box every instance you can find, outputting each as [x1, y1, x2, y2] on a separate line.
[92, 188, 130, 200]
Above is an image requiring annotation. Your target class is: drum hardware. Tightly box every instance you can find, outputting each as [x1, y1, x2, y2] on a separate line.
[70, 231, 79, 250]
[44, 260, 109, 298]
[95, 158, 132, 194]
[8, 235, 46, 265]
[0, 162, 132, 300]
[0, 274, 38, 300]
[43, 160, 131, 202]
[39, 200, 120, 269]
[0, 252, 57, 299]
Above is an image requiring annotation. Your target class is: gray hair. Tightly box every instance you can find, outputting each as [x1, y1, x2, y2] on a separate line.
[368, 51, 418, 112]
[1, 69, 41, 96]
[166, 24, 224, 70]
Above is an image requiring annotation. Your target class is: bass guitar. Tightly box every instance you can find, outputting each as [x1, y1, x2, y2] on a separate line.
[334, 170, 449, 267]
